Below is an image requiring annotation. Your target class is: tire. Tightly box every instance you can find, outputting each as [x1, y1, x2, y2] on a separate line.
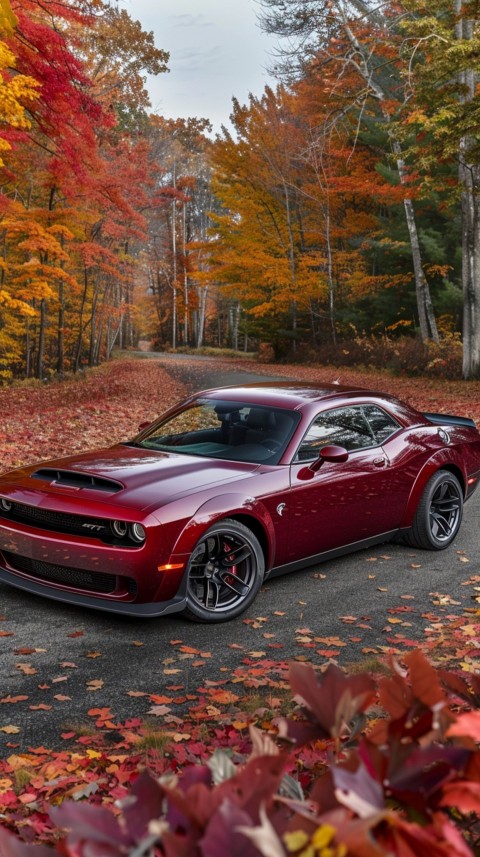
[405, 470, 463, 550]
[183, 519, 265, 622]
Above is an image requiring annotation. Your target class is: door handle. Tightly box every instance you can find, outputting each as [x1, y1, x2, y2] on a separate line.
[373, 456, 386, 467]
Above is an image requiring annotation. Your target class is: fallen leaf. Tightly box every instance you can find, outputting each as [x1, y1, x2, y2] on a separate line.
[15, 663, 37, 675]
[86, 680, 104, 691]
[14, 648, 46, 655]
[0, 695, 28, 704]
[148, 705, 171, 716]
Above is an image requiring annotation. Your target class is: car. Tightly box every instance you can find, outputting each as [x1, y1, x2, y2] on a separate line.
[0, 382, 479, 623]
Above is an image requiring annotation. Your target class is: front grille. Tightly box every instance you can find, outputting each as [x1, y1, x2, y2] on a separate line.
[0, 501, 111, 539]
[3, 551, 116, 594]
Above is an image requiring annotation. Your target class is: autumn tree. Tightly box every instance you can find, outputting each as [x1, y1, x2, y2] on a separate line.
[208, 81, 393, 355]
[0, 0, 169, 380]
[138, 116, 213, 350]
[257, 0, 440, 343]
[393, 0, 480, 377]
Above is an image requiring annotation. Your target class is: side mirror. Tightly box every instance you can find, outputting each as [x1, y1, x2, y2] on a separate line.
[298, 445, 349, 480]
[310, 444, 349, 471]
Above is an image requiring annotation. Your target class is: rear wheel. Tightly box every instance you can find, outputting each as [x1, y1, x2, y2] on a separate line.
[406, 470, 463, 550]
[183, 519, 265, 622]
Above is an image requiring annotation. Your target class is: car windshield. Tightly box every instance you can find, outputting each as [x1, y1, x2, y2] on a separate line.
[133, 399, 299, 464]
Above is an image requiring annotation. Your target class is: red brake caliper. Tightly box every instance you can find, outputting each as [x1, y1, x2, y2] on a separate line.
[223, 541, 237, 585]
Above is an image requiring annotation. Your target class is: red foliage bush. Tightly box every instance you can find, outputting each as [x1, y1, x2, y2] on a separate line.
[0, 651, 479, 856]
[299, 335, 463, 380]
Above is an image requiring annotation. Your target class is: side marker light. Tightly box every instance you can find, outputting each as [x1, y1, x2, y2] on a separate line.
[157, 563, 184, 572]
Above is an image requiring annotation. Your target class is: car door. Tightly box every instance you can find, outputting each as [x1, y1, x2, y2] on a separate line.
[285, 403, 404, 562]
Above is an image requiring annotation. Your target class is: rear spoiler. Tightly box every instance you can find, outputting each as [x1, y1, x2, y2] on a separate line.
[423, 412, 477, 429]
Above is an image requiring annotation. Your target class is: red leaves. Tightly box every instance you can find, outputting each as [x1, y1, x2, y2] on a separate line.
[286, 661, 375, 742]
[1, 650, 480, 855]
[378, 649, 446, 719]
[447, 712, 480, 741]
[0, 359, 186, 471]
[0, 826, 53, 856]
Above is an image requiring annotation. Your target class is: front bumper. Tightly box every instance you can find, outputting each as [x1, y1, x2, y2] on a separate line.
[0, 565, 187, 616]
[0, 508, 188, 614]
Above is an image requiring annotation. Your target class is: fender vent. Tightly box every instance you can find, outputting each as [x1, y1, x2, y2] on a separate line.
[31, 469, 123, 493]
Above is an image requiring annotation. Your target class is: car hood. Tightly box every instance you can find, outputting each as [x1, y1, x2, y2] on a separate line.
[0, 444, 260, 512]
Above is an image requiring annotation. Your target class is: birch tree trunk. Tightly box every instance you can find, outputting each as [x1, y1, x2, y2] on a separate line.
[340, 12, 439, 342]
[195, 285, 208, 348]
[456, 6, 480, 378]
[36, 298, 46, 380]
[392, 142, 439, 342]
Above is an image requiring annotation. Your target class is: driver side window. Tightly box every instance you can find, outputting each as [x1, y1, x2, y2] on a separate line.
[294, 406, 376, 461]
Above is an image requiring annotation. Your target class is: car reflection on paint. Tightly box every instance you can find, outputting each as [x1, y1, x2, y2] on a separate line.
[0, 382, 479, 623]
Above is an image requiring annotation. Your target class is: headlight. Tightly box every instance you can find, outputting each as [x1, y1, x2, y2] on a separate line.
[111, 520, 128, 538]
[130, 523, 146, 544]
[0, 498, 12, 512]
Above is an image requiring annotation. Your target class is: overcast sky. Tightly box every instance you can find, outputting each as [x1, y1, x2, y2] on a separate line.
[123, 0, 276, 133]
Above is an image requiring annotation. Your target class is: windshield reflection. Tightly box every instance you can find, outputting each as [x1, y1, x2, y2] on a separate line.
[135, 399, 299, 465]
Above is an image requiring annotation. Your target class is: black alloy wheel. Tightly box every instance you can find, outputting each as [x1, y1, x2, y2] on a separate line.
[406, 470, 463, 550]
[183, 519, 265, 622]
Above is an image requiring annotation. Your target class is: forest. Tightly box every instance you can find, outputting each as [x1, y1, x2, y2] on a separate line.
[2, 0, 480, 382]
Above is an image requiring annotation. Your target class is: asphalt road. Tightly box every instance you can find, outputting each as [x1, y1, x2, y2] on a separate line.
[1, 355, 479, 751]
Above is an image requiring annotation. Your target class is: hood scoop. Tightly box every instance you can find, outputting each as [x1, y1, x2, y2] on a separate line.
[31, 468, 123, 493]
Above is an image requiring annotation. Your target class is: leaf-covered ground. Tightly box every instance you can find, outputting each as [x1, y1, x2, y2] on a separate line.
[0, 359, 187, 472]
[2, 354, 480, 472]
[0, 355, 479, 846]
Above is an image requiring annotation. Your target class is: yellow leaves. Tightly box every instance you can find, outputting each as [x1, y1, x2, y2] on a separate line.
[0, 1, 14, 33]
[85, 749, 102, 760]
[0, 2, 40, 166]
[283, 824, 345, 857]
[405, 108, 429, 126]
[0, 289, 36, 316]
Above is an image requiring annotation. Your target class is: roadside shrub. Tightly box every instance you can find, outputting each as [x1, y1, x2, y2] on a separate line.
[293, 335, 463, 379]
[0, 650, 479, 856]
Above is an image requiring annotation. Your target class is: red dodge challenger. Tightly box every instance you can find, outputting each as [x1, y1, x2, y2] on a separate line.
[0, 382, 479, 623]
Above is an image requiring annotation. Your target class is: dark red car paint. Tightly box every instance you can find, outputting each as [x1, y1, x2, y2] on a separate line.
[0, 382, 479, 619]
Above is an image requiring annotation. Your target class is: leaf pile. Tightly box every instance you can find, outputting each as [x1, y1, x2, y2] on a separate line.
[0, 651, 479, 856]
[0, 360, 186, 472]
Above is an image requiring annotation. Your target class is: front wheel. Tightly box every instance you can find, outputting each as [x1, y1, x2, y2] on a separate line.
[406, 470, 463, 550]
[183, 519, 265, 622]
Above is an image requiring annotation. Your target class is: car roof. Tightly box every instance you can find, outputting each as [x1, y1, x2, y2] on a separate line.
[197, 381, 390, 410]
